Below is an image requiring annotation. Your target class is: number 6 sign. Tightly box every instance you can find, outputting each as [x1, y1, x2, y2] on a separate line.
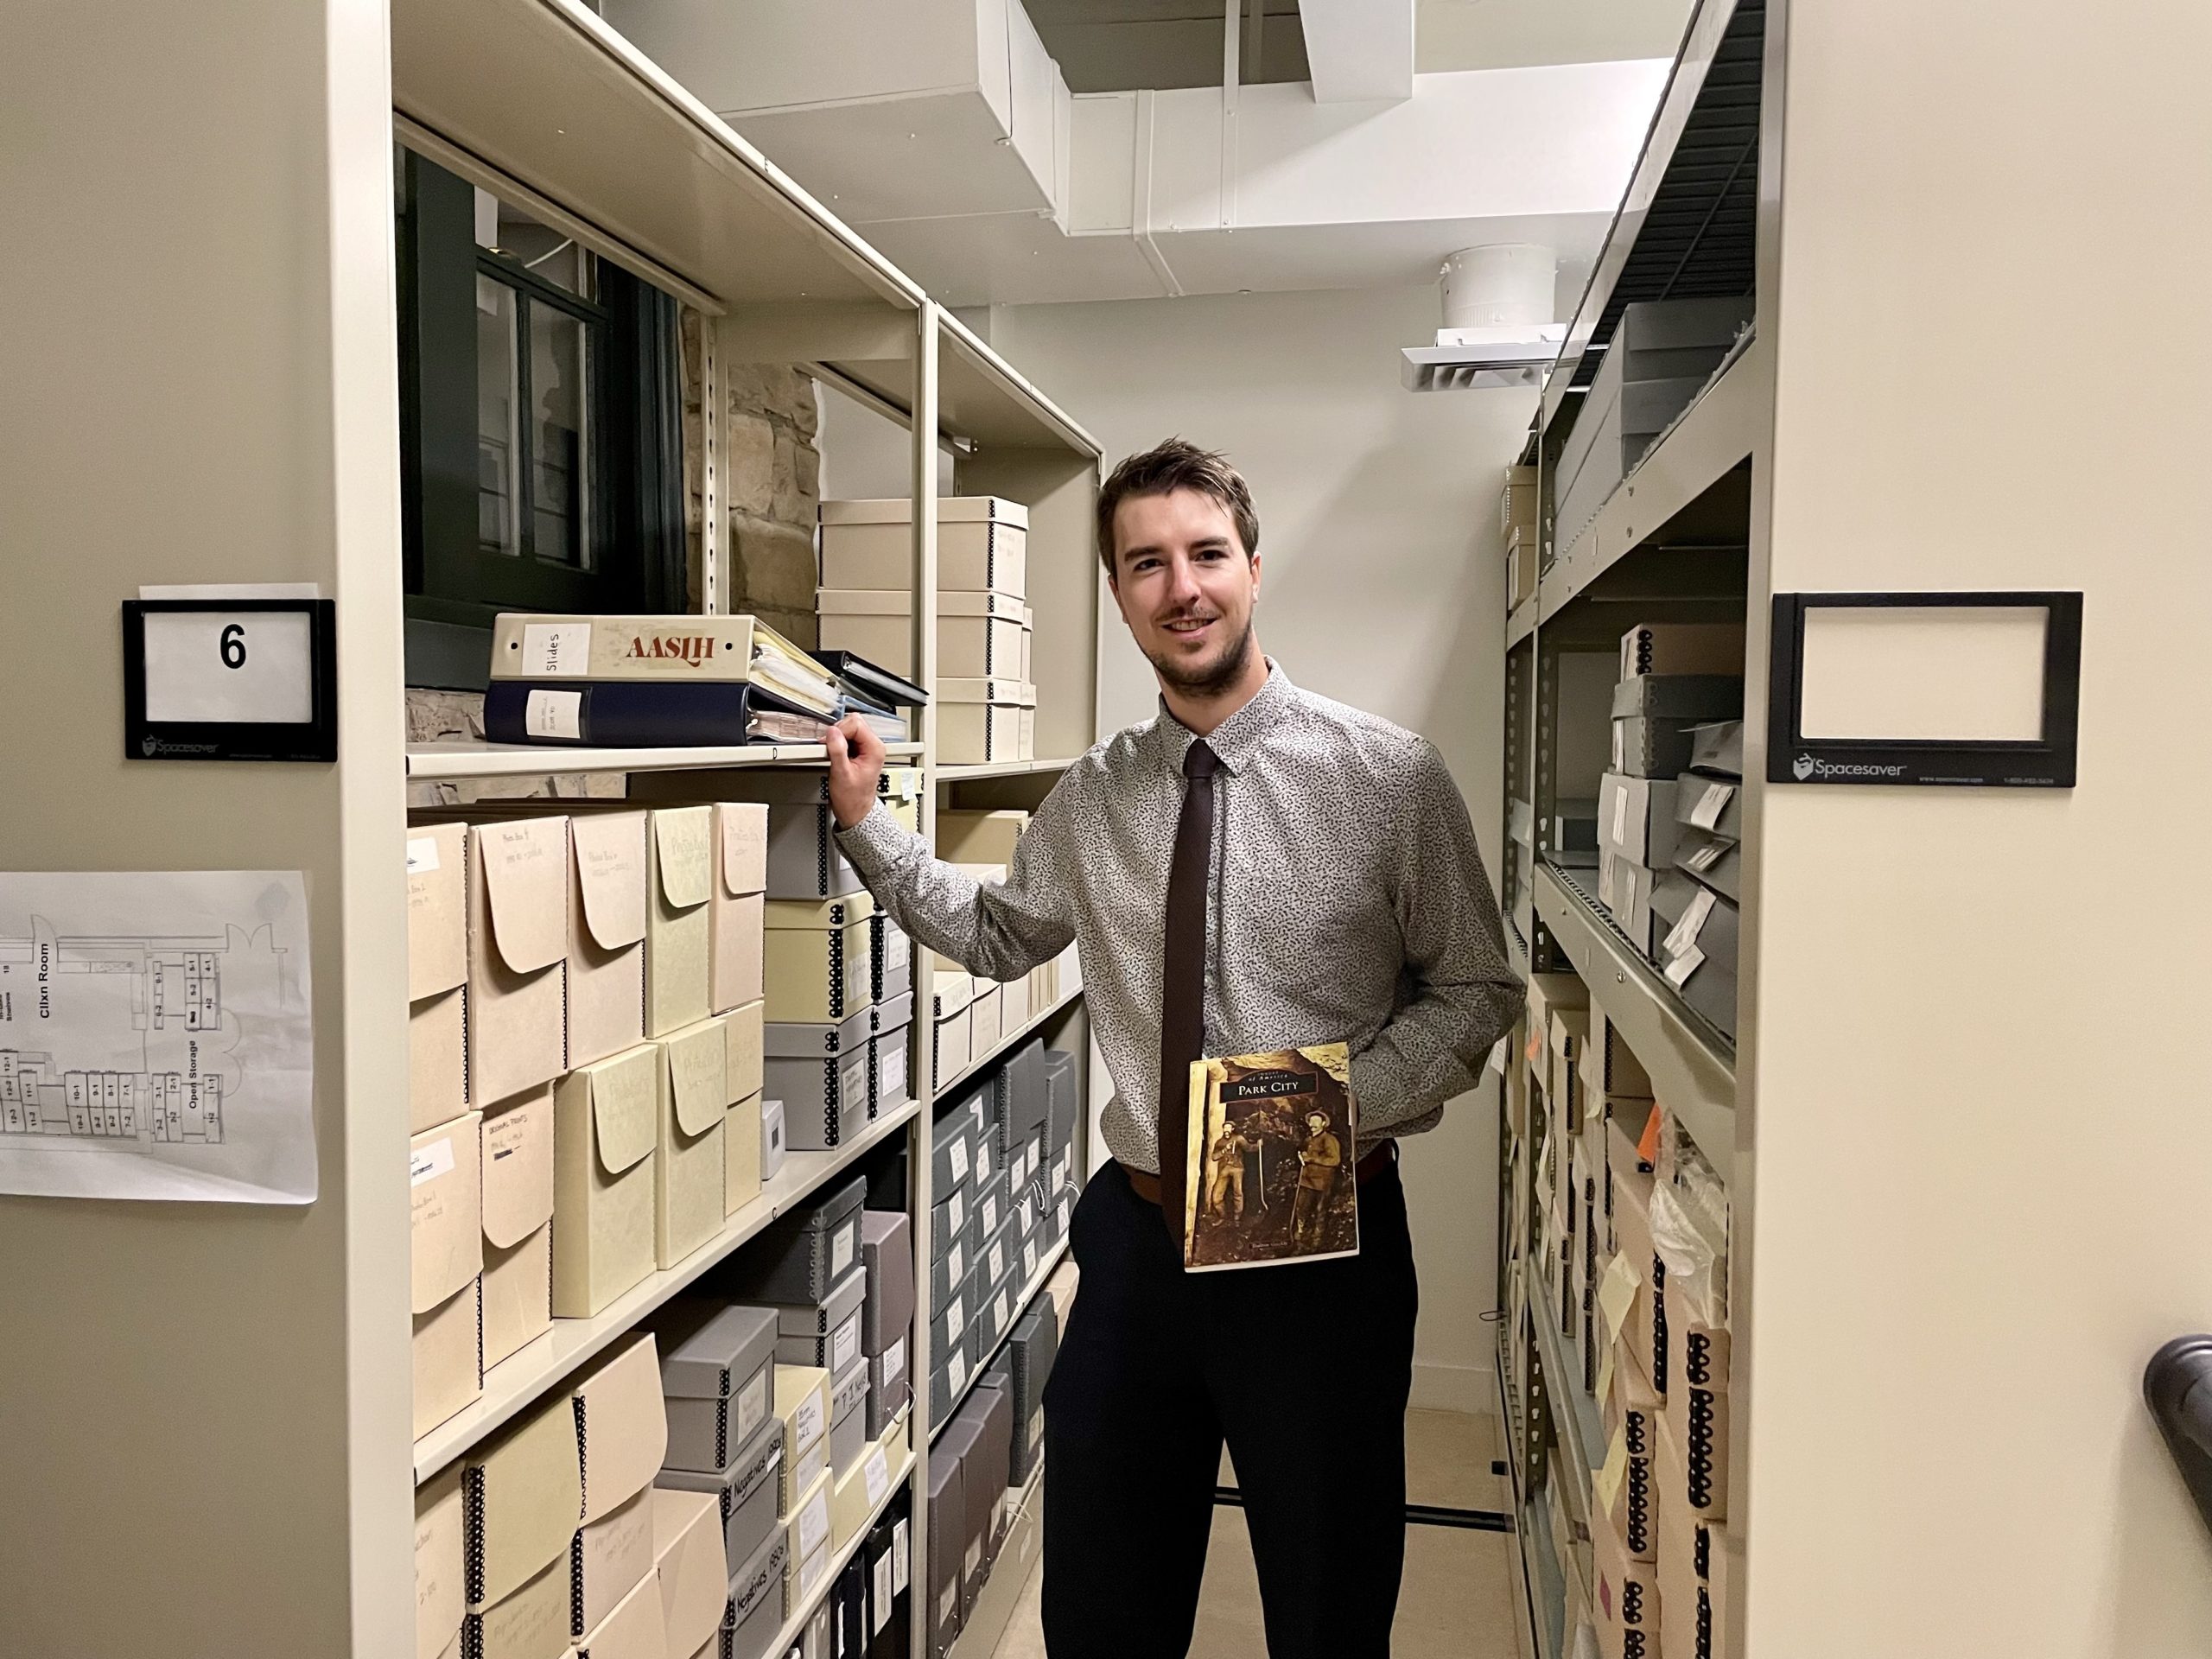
[123, 599, 338, 762]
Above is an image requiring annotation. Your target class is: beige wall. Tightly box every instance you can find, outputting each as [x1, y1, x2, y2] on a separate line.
[985, 285, 1529, 1411]
[1743, 0, 2212, 1651]
[0, 2, 412, 1655]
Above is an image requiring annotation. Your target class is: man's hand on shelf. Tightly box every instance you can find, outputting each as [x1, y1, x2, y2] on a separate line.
[825, 714, 887, 830]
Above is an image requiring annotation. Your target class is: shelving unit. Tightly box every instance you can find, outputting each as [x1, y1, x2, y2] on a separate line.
[931, 1235, 1072, 1436]
[1495, 3, 1765, 1655]
[932, 986, 1085, 1103]
[404, 740, 925, 782]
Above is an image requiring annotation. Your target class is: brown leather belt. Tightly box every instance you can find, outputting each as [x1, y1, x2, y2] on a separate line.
[1120, 1141, 1396, 1207]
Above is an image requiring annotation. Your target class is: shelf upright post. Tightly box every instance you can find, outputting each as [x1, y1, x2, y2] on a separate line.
[907, 298, 942, 1659]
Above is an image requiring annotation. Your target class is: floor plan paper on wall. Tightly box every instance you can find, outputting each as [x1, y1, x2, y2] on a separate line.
[0, 870, 316, 1203]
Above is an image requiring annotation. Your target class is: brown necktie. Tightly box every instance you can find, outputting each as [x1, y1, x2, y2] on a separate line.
[1156, 738, 1219, 1252]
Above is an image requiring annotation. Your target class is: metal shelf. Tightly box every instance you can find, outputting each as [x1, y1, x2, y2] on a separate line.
[932, 987, 1084, 1103]
[1538, 334, 1766, 628]
[930, 1234, 1071, 1439]
[1527, 1271, 1603, 1531]
[936, 757, 1080, 784]
[1506, 596, 1539, 652]
[412, 1098, 919, 1482]
[1534, 862, 1735, 1179]
[405, 739, 924, 782]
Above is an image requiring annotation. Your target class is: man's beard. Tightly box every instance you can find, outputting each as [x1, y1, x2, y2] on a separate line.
[1147, 613, 1255, 698]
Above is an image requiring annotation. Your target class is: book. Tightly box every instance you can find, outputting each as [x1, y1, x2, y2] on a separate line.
[811, 651, 928, 711]
[487, 612, 842, 715]
[1181, 1044, 1360, 1270]
[482, 679, 836, 748]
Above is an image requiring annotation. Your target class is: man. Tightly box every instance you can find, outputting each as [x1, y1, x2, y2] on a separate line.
[1207, 1117, 1259, 1226]
[824, 437, 1517, 1659]
[1292, 1109, 1342, 1250]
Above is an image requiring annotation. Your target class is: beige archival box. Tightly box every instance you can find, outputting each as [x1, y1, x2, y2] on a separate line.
[652, 1488, 729, 1659]
[646, 806, 714, 1038]
[762, 893, 875, 1024]
[481, 1085, 556, 1369]
[467, 1396, 585, 1611]
[575, 1332, 670, 1522]
[727, 1090, 765, 1218]
[412, 1112, 484, 1437]
[467, 817, 572, 1107]
[553, 1044, 660, 1319]
[415, 1465, 466, 1659]
[657, 1017, 729, 1268]
[711, 801, 770, 1012]
[467, 1553, 571, 1659]
[571, 1484, 658, 1643]
[407, 823, 470, 1134]
[575, 1565, 667, 1659]
[566, 810, 650, 1070]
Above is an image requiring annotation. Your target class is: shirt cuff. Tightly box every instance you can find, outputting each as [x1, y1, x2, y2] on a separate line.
[832, 798, 907, 877]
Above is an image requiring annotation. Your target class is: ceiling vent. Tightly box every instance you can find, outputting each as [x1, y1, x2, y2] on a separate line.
[1402, 243, 1566, 391]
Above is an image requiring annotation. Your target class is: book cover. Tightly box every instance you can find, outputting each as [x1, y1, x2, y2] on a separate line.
[482, 679, 834, 747]
[1182, 1044, 1359, 1270]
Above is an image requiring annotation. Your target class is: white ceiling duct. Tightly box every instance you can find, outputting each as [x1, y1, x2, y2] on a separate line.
[1402, 243, 1567, 391]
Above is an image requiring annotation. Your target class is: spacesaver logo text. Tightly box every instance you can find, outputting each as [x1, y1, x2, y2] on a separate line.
[1791, 753, 1907, 781]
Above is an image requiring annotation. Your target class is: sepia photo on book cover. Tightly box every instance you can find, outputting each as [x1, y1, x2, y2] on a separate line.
[1182, 1043, 1360, 1270]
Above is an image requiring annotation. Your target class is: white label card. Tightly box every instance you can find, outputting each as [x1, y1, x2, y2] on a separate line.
[950, 1140, 969, 1183]
[948, 1300, 965, 1342]
[405, 836, 441, 874]
[976, 1142, 993, 1184]
[948, 1243, 964, 1286]
[983, 1197, 998, 1235]
[410, 1137, 454, 1187]
[800, 1491, 831, 1560]
[883, 1338, 906, 1387]
[872, 1551, 893, 1634]
[1023, 1241, 1039, 1281]
[893, 1520, 911, 1593]
[950, 1352, 968, 1393]
[1687, 841, 1725, 873]
[864, 1447, 891, 1507]
[1689, 780, 1737, 830]
[994, 1291, 1008, 1330]
[738, 1367, 769, 1440]
[524, 689, 582, 740]
[520, 621, 592, 677]
[881, 1042, 906, 1103]
[833, 1319, 859, 1376]
[832, 1225, 855, 1277]
[949, 1192, 965, 1234]
[1664, 945, 1707, 988]
[988, 1243, 1004, 1284]
[141, 609, 315, 724]
[1611, 786, 1630, 847]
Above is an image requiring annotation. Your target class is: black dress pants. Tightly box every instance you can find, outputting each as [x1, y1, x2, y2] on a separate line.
[1041, 1159, 1420, 1659]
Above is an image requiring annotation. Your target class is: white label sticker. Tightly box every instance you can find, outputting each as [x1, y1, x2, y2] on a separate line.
[1689, 779, 1736, 830]
[520, 621, 592, 677]
[950, 1351, 968, 1393]
[1611, 785, 1630, 847]
[833, 1224, 856, 1277]
[796, 1390, 825, 1449]
[1687, 840, 1726, 873]
[1611, 720, 1626, 771]
[738, 1366, 769, 1440]
[1662, 887, 1717, 957]
[947, 1299, 966, 1343]
[887, 928, 910, 971]
[1058, 1197, 1071, 1231]
[881, 1041, 906, 1103]
[524, 688, 582, 740]
[882, 1337, 906, 1387]
[994, 1290, 1008, 1331]
[140, 608, 315, 725]
[948, 1243, 964, 1286]
[988, 1243, 1004, 1285]
[864, 1446, 891, 1507]
[833, 1316, 859, 1376]
[948, 1192, 965, 1235]
[1052, 1155, 1070, 1192]
[410, 1137, 454, 1187]
[983, 1196, 999, 1236]
[893, 1520, 911, 1593]
[976, 1141, 993, 1185]
[950, 1139, 969, 1183]
[1023, 1240, 1039, 1281]
[405, 836, 440, 874]
[1663, 945, 1707, 988]
[872, 1550, 893, 1634]
[800, 1540, 830, 1598]
[799, 1489, 832, 1560]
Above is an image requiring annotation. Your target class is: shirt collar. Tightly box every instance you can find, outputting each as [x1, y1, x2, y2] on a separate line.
[1155, 659, 1294, 777]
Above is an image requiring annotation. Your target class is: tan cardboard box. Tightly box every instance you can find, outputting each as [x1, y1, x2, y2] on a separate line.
[726, 1090, 765, 1217]
[467, 1396, 584, 1611]
[762, 893, 874, 1024]
[415, 1465, 466, 1659]
[725, 999, 765, 1103]
[1549, 1006, 1591, 1135]
[552, 1045, 658, 1319]
[1588, 1005, 1656, 1102]
[931, 972, 975, 1092]
[645, 806, 714, 1038]
[465, 817, 571, 1108]
[1610, 1133, 1662, 1395]
[465, 1552, 570, 1659]
[570, 1484, 657, 1644]
[481, 1086, 556, 1369]
[413, 1113, 484, 1319]
[575, 1332, 669, 1523]
[1656, 1420, 1711, 1659]
[818, 496, 1028, 596]
[936, 810, 1028, 868]
[1592, 1478, 1660, 1659]
[785, 1464, 834, 1576]
[1603, 1345, 1662, 1564]
[407, 823, 470, 1134]
[413, 1277, 481, 1440]
[830, 1433, 893, 1550]
[969, 982, 1002, 1057]
[937, 683, 1024, 766]
[996, 969, 1032, 1033]
[776, 1363, 832, 1474]
[652, 1488, 728, 1659]
[814, 588, 1026, 682]
[573, 1562, 663, 1659]
[710, 802, 768, 1015]
[1663, 1307, 1731, 1523]
[657, 1017, 728, 1268]
[564, 811, 649, 1071]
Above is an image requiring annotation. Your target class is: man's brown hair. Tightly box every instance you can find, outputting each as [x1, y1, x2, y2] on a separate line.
[1095, 437, 1260, 578]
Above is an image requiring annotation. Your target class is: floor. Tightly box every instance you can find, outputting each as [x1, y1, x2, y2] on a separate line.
[989, 1408, 1521, 1658]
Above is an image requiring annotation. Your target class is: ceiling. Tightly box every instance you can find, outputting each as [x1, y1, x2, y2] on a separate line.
[1023, 0, 1310, 92]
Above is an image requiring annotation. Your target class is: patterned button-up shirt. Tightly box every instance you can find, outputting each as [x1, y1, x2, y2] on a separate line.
[836, 662, 1520, 1173]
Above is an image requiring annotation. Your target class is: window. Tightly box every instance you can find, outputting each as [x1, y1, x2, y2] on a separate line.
[396, 149, 686, 687]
